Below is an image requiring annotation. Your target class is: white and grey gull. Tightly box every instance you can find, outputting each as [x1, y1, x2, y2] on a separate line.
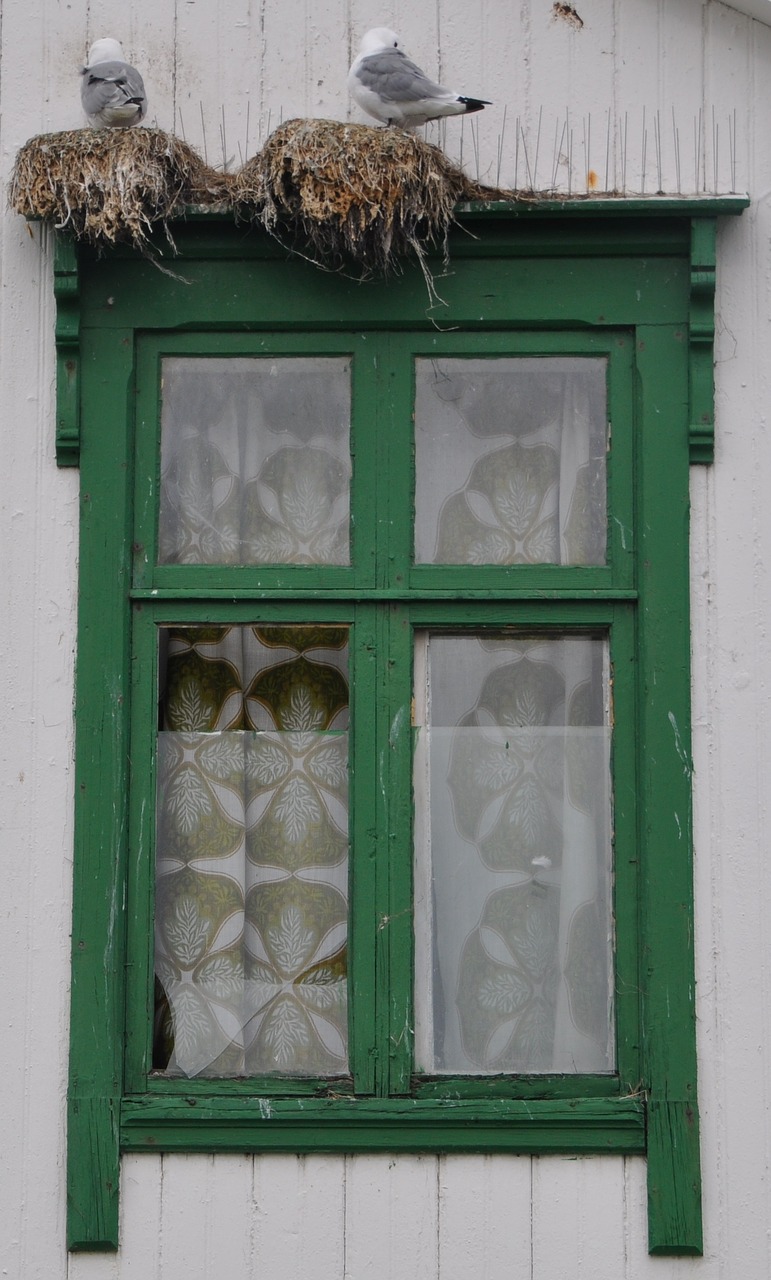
[348, 28, 490, 129]
[81, 38, 147, 128]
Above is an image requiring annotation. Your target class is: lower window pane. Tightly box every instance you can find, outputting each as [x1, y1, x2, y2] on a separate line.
[153, 624, 350, 1078]
[413, 632, 614, 1075]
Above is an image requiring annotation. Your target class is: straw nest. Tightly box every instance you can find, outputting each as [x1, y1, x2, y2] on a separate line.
[233, 118, 511, 277]
[9, 127, 231, 248]
[10, 118, 514, 274]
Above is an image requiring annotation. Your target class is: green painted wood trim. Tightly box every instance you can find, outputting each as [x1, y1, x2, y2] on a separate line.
[689, 218, 718, 463]
[120, 1095, 645, 1154]
[647, 1100, 703, 1255]
[636, 325, 702, 1254]
[170, 195, 748, 224]
[455, 195, 749, 218]
[67, 329, 136, 1250]
[63, 208, 748, 1249]
[67, 1096, 120, 1250]
[54, 235, 80, 467]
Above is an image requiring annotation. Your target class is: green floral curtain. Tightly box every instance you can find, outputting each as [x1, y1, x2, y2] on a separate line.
[154, 624, 350, 1078]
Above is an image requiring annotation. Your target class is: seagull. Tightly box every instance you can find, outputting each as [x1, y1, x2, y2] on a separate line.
[348, 28, 490, 129]
[81, 38, 147, 128]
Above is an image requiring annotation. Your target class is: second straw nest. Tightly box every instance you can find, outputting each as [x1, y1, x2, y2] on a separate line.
[10, 118, 512, 273]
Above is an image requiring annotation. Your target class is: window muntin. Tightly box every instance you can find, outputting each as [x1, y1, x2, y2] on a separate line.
[413, 630, 614, 1076]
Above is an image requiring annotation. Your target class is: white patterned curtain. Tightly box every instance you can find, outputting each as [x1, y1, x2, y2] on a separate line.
[154, 625, 350, 1078]
[158, 357, 351, 566]
[413, 634, 614, 1075]
[414, 357, 607, 566]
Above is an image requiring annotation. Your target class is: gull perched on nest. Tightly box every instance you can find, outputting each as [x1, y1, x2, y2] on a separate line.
[348, 28, 490, 129]
[81, 38, 147, 128]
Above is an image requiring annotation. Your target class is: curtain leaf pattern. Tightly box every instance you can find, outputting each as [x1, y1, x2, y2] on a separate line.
[158, 357, 351, 565]
[414, 635, 614, 1075]
[154, 625, 350, 1078]
[414, 357, 607, 565]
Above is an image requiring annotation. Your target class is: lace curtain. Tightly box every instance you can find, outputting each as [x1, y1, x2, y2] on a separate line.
[414, 357, 607, 566]
[158, 357, 352, 566]
[413, 634, 614, 1074]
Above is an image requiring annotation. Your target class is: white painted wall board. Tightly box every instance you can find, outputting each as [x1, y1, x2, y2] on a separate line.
[519, 0, 617, 194]
[152, 1154, 253, 1278]
[173, 0, 263, 165]
[531, 1155, 626, 1277]
[703, 201, 771, 1273]
[437, 1155, 533, 1280]
[0, 2, 79, 1278]
[344, 1155, 439, 1280]
[251, 1154, 345, 1280]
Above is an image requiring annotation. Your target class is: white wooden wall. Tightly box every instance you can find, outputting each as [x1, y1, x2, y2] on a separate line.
[2, 1, 770, 1275]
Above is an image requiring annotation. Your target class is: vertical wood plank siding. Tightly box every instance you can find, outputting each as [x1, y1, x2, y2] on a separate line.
[2, 2, 770, 1276]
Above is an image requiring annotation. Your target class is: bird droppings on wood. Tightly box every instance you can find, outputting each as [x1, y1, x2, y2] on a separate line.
[553, 2, 584, 29]
[10, 119, 516, 276]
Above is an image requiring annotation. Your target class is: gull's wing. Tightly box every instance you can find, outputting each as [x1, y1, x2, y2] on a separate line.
[354, 49, 449, 104]
[81, 60, 146, 119]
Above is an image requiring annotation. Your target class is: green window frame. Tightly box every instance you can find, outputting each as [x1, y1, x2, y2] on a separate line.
[61, 200, 746, 1255]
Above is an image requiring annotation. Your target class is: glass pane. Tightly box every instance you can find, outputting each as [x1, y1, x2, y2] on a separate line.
[413, 632, 614, 1075]
[159, 357, 351, 565]
[414, 358, 607, 565]
[153, 624, 350, 1078]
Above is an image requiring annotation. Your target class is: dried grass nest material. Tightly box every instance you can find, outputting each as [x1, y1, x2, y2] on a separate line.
[10, 118, 516, 274]
[9, 127, 231, 247]
[233, 118, 515, 276]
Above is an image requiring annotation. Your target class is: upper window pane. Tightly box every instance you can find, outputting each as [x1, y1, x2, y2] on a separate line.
[159, 357, 351, 565]
[414, 358, 607, 566]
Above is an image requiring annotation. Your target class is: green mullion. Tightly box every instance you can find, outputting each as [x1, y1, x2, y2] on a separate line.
[407, 566, 621, 594]
[68, 328, 136, 1251]
[372, 603, 396, 1095]
[635, 325, 702, 1256]
[384, 604, 416, 1094]
[129, 585, 639, 602]
[401, 598, 622, 628]
[607, 604, 641, 1093]
[414, 1075, 620, 1101]
[122, 599, 357, 626]
[132, 343, 160, 589]
[382, 334, 415, 589]
[349, 604, 379, 1094]
[123, 606, 164, 1092]
[605, 334, 636, 587]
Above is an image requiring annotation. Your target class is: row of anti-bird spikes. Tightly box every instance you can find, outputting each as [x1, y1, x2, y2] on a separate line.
[80, 29, 491, 134]
[80, 36, 740, 196]
[438, 105, 741, 195]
